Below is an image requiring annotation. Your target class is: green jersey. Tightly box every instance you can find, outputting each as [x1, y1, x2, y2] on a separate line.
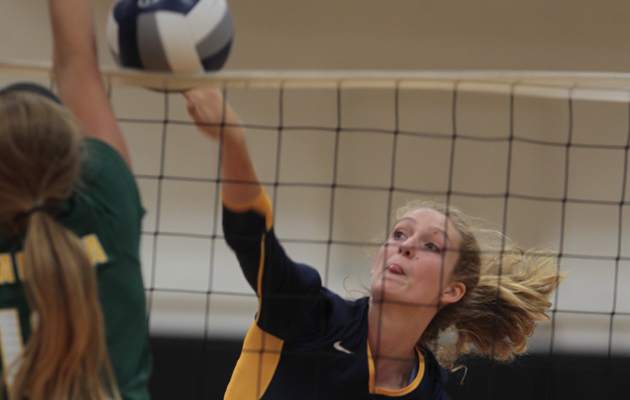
[0, 139, 151, 400]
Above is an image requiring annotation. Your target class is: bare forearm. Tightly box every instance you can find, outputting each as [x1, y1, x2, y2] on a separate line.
[220, 126, 262, 205]
[49, 0, 99, 93]
[48, 0, 132, 167]
[184, 88, 261, 204]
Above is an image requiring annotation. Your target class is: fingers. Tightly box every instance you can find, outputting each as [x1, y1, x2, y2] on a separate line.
[183, 88, 219, 115]
[183, 89, 204, 116]
[184, 87, 222, 106]
[182, 87, 243, 142]
[182, 88, 222, 139]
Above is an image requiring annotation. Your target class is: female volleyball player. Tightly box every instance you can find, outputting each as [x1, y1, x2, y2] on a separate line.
[0, 0, 151, 399]
[184, 88, 565, 400]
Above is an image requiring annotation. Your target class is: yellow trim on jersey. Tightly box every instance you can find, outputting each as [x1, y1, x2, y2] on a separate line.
[222, 190, 273, 232]
[224, 323, 284, 400]
[224, 216, 284, 399]
[367, 344, 425, 396]
[1, 233, 109, 287]
[82, 234, 108, 265]
[0, 254, 15, 284]
[14, 253, 24, 281]
[256, 235, 266, 320]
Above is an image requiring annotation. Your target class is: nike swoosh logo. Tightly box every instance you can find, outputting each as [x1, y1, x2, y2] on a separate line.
[333, 340, 354, 355]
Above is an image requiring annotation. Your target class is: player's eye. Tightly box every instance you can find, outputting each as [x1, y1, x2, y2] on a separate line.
[393, 230, 406, 239]
[426, 242, 441, 253]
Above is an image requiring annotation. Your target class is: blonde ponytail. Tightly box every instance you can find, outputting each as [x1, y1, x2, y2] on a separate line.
[0, 91, 120, 400]
[434, 245, 564, 371]
[12, 213, 120, 400]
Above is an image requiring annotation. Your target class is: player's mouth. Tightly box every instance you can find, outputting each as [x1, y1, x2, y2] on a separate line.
[386, 264, 405, 275]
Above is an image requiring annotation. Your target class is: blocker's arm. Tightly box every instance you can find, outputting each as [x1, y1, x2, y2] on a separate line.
[48, 0, 132, 169]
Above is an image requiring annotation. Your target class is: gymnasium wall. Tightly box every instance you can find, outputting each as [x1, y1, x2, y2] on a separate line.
[2, 1, 630, 72]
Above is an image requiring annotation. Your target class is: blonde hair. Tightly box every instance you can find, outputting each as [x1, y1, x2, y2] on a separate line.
[395, 200, 566, 372]
[0, 91, 120, 400]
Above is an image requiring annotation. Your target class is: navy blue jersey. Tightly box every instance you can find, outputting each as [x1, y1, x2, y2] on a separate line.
[223, 191, 450, 400]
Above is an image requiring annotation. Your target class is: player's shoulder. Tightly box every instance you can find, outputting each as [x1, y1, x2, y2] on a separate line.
[74, 138, 144, 221]
[80, 138, 137, 191]
[82, 138, 130, 170]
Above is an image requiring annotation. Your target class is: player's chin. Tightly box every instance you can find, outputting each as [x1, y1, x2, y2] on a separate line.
[370, 282, 405, 304]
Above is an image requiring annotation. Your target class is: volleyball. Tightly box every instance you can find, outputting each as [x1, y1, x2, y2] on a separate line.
[106, 0, 234, 73]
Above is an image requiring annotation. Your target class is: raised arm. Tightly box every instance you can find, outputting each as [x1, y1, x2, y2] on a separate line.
[48, 0, 132, 168]
[183, 88, 261, 204]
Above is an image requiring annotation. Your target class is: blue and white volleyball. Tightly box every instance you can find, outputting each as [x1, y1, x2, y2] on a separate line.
[106, 0, 234, 73]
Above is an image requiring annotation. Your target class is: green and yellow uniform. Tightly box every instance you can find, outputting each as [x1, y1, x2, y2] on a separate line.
[0, 139, 151, 400]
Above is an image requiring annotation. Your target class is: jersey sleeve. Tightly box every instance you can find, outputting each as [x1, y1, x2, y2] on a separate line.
[223, 190, 324, 341]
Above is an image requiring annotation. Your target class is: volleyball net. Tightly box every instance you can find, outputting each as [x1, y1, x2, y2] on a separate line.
[1, 59, 629, 397]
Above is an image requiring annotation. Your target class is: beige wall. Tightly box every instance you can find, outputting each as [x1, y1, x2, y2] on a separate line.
[1, 0, 630, 71]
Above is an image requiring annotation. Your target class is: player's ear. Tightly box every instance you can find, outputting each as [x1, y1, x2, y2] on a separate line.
[441, 281, 465, 305]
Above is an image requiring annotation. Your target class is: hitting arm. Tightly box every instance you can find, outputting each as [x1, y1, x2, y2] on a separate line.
[185, 88, 324, 339]
[48, 0, 132, 168]
[184, 88, 261, 205]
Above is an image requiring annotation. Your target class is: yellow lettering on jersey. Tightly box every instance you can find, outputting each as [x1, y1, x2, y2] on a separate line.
[14, 252, 25, 282]
[0, 254, 15, 284]
[82, 234, 108, 266]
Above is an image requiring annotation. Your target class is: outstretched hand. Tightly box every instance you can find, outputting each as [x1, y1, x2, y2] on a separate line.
[183, 88, 241, 140]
